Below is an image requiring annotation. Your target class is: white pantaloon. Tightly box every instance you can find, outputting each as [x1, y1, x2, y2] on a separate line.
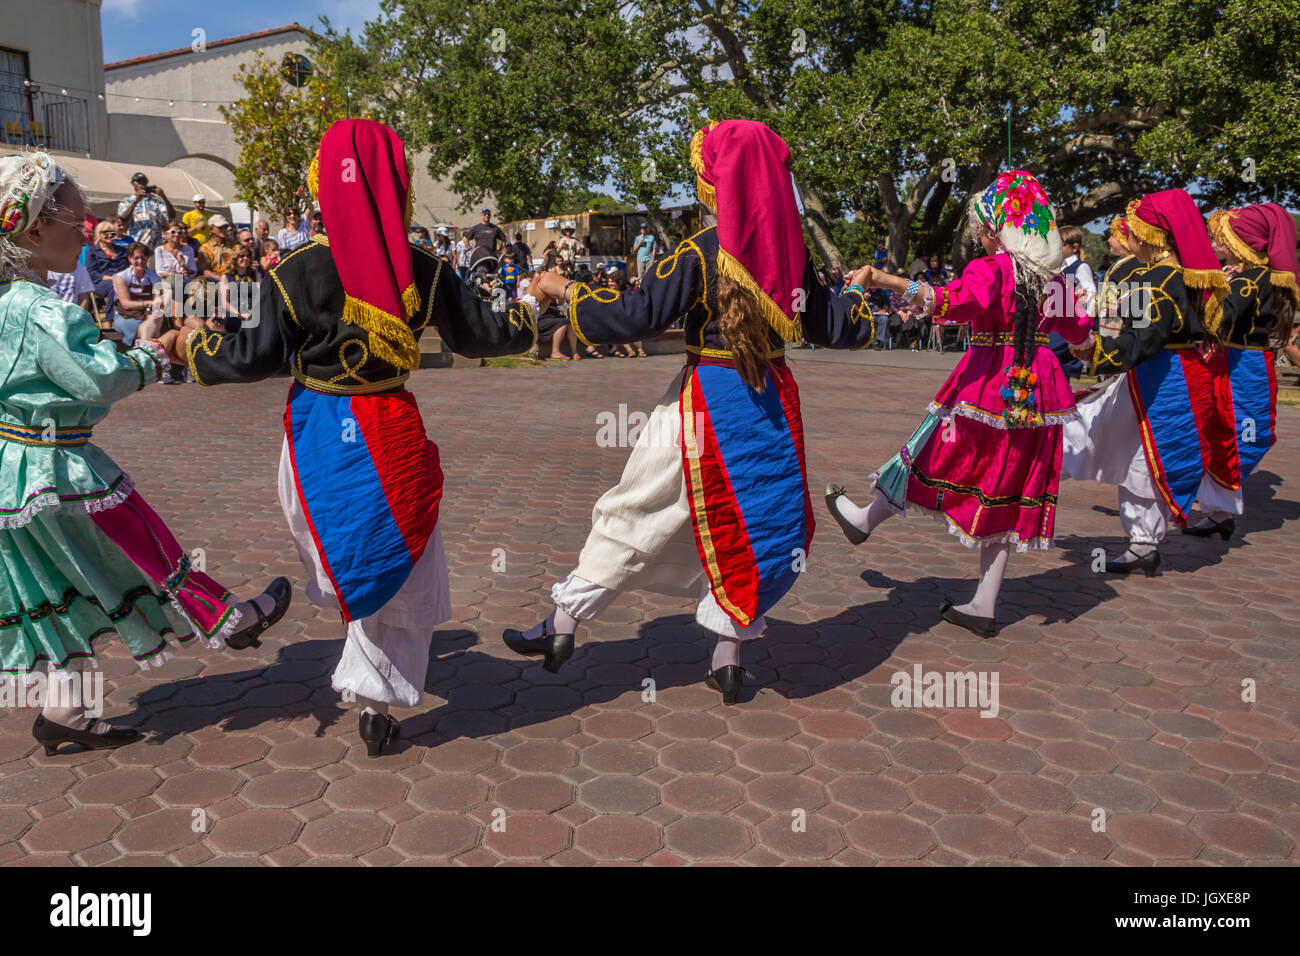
[1063, 374, 1243, 545]
[551, 377, 765, 640]
[278, 441, 450, 707]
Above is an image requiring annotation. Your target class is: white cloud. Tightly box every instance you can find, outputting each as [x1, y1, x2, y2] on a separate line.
[102, 0, 147, 20]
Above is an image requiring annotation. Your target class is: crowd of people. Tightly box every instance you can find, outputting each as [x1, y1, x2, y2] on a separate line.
[43, 171, 323, 382]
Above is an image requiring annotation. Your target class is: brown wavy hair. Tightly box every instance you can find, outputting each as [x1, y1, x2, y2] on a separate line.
[716, 274, 774, 391]
[1272, 290, 1296, 350]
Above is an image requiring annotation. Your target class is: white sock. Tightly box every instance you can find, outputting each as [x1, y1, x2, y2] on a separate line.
[41, 670, 108, 734]
[951, 543, 1010, 619]
[834, 491, 895, 535]
[231, 591, 277, 625]
[711, 636, 741, 671]
[519, 607, 578, 641]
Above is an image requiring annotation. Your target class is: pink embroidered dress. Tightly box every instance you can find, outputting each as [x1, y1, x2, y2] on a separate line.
[872, 252, 1091, 550]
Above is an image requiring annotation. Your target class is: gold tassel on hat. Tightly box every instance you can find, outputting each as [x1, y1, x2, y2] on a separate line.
[341, 292, 422, 371]
[1126, 198, 1167, 249]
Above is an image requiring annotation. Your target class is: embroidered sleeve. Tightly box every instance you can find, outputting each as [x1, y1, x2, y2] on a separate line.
[567, 237, 704, 346]
[1091, 273, 1173, 375]
[186, 276, 293, 385]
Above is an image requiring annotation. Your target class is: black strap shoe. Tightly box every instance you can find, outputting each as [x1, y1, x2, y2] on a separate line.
[32, 714, 140, 756]
[227, 576, 293, 650]
[940, 601, 997, 638]
[503, 617, 575, 673]
[1106, 548, 1162, 577]
[359, 711, 399, 757]
[705, 665, 749, 705]
[824, 483, 870, 545]
[1181, 518, 1235, 541]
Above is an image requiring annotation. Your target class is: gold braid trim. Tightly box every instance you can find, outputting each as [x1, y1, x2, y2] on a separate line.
[341, 288, 422, 371]
[716, 249, 803, 343]
[1087, 333, 1105, 377]
[405, 157, 415, 228]
[1208, 210, 1267, 268]
[1126, 198, 1167, 249]
[690, 121, 718, 213]
[1181, 267, 1229, 337]
[307, 149, 320, 202]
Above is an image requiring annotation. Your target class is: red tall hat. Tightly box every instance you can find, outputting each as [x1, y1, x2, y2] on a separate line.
[690, 120, 806, 342]
[1127, 189, 1229, 333]
[1208, 202, 1299, 306]
[307, 119, 421, 370]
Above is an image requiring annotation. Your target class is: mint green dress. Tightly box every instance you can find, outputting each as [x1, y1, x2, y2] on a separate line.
[0, 277, 221, 676]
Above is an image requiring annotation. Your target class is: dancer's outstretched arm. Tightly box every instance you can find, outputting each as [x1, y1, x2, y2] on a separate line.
[32, 296, 168, 404]
[801, 258, 877, 349]
[1072, 272, 1175, 375]
[530, 238, 703, 347]
[414, 245, 540, 358]
[181, 277, 294, 385]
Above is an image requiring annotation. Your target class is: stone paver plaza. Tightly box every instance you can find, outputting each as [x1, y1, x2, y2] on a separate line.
[1, 354, 1297, 865]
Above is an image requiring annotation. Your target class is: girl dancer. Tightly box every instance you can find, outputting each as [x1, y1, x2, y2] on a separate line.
[826, 171, 1089, 637]
[0, 152, 289, 753]
[504, 120, 878, 704]
[1098, 215, 1143, 341]
[1187, 203, 1298, 537]
[175, 120, 541, 755]
[1061, 189, 1233, 572]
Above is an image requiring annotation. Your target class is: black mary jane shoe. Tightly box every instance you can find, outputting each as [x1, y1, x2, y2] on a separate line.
[1105, 549, 1162, 578]
[226, 577, 293, 650]
[940, 601, 997, 639]
[32, 714, 140, 756]
[359, 711, 400, 758]
[824, 483, 870, 545]
[502, 618, 575, 673]
[705, 665, 750, 705]
[1181, 518, 1235, 541]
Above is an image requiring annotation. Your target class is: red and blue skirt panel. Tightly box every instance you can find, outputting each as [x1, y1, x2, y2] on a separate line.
[284, 383, 443, 622]
[679, 362, 813, 628]
[1225, 347, 1278, 480]
[1128, 348, 1240, 524]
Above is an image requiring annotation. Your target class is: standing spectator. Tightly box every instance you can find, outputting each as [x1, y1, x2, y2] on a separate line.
[183, 195, 210, 245]
[873, 238, 888, 270]
[455, 231, 473, 280]
[1054, 224, 1095, 378]
[116, 172, 174, 249]
[76, 215, 97, 266]
[466, 207, 506, 266]
[558, 223, 583, 264]
[500, 251, 521, 300]
[198, 215, 240, 281]
[410, 225, 432, 248]
[511, 230, 532, 269]
[109, 243, 163, 346]
[277, 207, 311, 253]
[47, 264, 95, 311]
[630, 222, 656, 280]
[433, 227, 451, 256]
[84, 220, 129, 303]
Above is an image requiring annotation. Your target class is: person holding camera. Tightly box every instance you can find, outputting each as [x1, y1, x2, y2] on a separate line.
[116, 172, 174, 249]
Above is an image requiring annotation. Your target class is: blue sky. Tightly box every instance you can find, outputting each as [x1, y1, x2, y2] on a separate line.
[100, 0, 381, 62]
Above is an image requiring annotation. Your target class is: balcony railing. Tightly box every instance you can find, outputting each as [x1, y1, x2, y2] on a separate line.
[0, 84, 90, 154]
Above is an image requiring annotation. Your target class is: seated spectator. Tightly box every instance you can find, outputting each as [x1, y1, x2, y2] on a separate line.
[220, 249, 260, 331]
[237, 226, 258, 264]
[277, 207, 311, 253]
[254, 218, 271, 257]
[47, 263, 95, 311]
[84, 220, 130, 304]
[153, 221, 199, 320]
[198, 215, 240, 281]
[309, 210, 325, 237]
[260, 237, 280, 273]
[110, 244, 164, 346]
[605, 268, 646, 358]
[924, 254, 950, 286]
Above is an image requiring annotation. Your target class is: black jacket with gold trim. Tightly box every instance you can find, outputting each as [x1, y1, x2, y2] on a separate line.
[186, 236, 537, 393]
[1089, 262, 1208, 376]
[1220, 266, 1277, 349]
[566, 225, 875, 355]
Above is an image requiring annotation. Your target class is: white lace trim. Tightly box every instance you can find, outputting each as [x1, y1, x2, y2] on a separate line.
[0, 473, 135, 530]
[130, 339, 170, 383]
[137, 646, 175, 671]
[927, 401, 1082, 430]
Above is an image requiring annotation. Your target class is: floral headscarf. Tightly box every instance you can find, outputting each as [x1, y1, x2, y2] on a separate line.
[971, 170, 1062, 293]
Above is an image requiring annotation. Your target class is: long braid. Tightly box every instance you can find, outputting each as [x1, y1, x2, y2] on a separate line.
[1000, 268, 1044, 428]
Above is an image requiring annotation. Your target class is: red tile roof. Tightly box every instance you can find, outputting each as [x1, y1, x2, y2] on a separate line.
[104, 24, 314, 70]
